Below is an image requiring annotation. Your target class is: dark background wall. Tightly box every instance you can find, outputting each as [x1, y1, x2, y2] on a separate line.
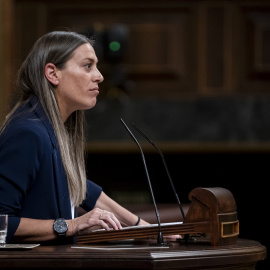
[1, 0, 270, 269]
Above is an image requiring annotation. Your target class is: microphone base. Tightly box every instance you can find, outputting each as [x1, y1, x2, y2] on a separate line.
[149, 232, 172, 246]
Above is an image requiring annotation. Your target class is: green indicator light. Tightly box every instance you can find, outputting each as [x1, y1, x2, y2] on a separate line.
[109, 41, 121, 51]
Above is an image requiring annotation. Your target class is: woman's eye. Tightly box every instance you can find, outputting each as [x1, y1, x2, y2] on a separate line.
[85, 63, 92, 69]
[84, 62, 99, 71]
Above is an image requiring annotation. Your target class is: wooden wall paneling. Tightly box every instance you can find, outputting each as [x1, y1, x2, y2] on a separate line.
[10, 0, 270, 100]
[125, 21, 189, 97]
[250, 11, 270, 75]
[207, 6, 225, 89]
[14, 1, 48, 63]
[196, 2, 206, 95]
[0, 0, 15, 122]
[9, 0, 270, 153]
[255, 21, 270, 73]
[224, 3, 236, 95]
[21, 1, 196, 98]
[237, 3, 270, 94]
[197, 2, 234, 96]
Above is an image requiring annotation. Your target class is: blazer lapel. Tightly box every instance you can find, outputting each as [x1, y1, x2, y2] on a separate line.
[30, 95, 72, 219]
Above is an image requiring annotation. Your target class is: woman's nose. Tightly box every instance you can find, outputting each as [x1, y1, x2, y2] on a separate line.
[95, 68, 104, 83]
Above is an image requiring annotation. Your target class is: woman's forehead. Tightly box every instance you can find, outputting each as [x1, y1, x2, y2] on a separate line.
[71, 43, 97, 62]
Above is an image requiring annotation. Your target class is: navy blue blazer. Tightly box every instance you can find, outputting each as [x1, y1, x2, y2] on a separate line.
[0, 95, 102, 243]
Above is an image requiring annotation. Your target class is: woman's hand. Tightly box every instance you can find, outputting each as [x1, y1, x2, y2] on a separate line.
[68, 207, 122, 236]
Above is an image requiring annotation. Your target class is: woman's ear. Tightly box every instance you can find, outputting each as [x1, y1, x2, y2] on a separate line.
[44, 63, 59, 86]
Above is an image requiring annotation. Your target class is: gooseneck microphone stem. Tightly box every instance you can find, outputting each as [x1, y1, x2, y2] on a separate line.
[131, 123, 186, 221]
[120, 118, 165, 245]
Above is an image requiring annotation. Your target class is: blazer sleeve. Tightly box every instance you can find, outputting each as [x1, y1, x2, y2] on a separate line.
[80, 179, 102, 212]
[0, 124, 45, 242]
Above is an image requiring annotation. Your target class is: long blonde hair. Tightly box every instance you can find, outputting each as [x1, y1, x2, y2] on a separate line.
[1, 31, 94, 206]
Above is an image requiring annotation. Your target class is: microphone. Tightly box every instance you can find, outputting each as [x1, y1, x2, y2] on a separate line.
[131, 123, 186, 221]
[120, 118, 169, 246]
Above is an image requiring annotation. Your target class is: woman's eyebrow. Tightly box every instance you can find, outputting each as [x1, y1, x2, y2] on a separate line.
[84, 57, 98, 64]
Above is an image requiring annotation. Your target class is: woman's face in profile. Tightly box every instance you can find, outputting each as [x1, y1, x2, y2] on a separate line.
[55, 43, 104, 121]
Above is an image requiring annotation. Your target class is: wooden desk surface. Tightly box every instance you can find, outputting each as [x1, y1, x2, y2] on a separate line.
[0, 238, 266, 270]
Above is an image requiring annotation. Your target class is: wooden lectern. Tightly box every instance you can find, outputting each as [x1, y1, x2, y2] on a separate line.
[0, 187, 266, 270]
[77, 187, 239, 246]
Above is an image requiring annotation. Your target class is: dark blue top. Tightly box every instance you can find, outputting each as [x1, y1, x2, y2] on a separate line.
[0, 95, 102, 244]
